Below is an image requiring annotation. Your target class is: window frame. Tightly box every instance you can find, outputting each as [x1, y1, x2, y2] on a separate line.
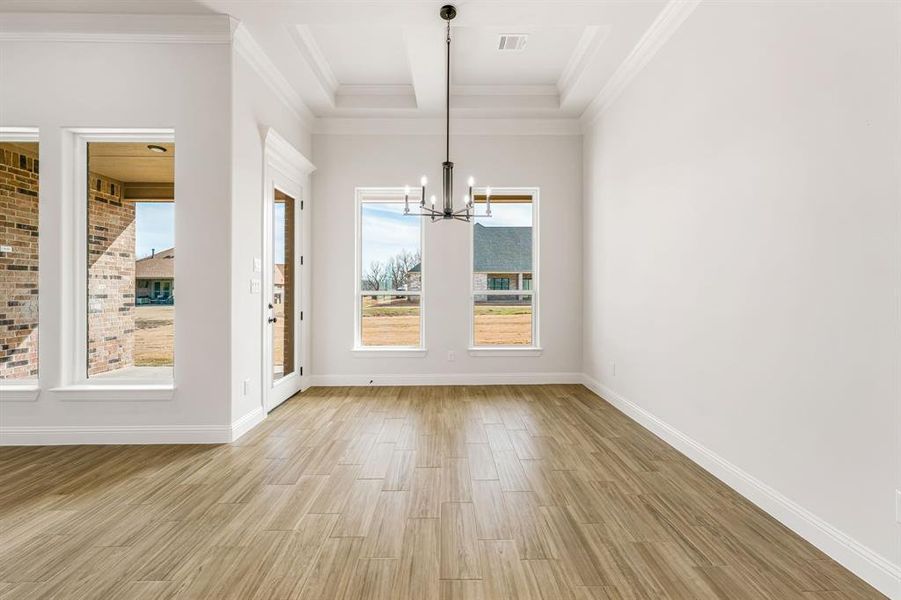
[0, 127, 41, 400]
[469, 187, 541, 355]
[353, 187, 427, 355]
[65, 128, 176, 394]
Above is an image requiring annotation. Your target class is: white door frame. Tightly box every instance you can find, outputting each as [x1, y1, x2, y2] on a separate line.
[262, 129, 315, 412]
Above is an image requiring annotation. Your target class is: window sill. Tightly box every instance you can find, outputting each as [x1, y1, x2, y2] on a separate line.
[352, 348, 428, 358]
[51, 384, 175, 402]
[468, 347, 543, 357]
[0, 383, 40, 402]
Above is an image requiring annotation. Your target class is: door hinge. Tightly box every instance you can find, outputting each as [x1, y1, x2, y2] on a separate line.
[301, 200, 304, 210]
[300, 256, 304, 266]
[300, 311, 303, 321]
[300, 366, 303, 376]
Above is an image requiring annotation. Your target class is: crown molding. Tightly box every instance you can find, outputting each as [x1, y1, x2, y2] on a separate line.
[233, 24, 317, 130]
[451, 85, 559, 97]
[314, 117, 582, 136]
[289, 24, 339, 107]
[557, 25, 610, 104]
[581, 0, 701, 127]
[0, 13, 234, 44]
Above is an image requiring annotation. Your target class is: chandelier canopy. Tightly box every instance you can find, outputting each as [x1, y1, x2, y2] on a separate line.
[404, 4, 492, 223]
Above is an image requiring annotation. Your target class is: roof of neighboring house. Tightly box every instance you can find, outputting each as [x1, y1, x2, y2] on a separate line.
[135, 247, 174, 279]
[409, 224, 532, 274]
[274, 264, 285, 286]
[473, 224, 531, 272]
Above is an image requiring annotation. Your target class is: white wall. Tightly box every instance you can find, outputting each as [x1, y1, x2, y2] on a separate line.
[0, 21, 235, 440]
[311, 133, 582, 382]
[230, 47, 313, 428]
[583, 0, 900, 593]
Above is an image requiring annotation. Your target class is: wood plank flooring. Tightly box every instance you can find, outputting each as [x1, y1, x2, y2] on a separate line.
[0, 385, 885, 599]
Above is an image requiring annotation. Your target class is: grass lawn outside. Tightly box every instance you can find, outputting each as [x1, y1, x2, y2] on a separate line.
[359, 297, 532, 346]
[135, 305, 174, 366]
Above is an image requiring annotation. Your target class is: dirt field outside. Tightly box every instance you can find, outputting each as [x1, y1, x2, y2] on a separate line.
[135, 305, 174, 366]
[359, 297, 531, 346]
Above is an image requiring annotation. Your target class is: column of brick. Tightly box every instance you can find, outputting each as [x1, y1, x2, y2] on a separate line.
[87, 173, 136, 376]
[0, 144, 39, 379]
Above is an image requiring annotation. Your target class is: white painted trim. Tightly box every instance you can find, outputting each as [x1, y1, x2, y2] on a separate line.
[580, 375, 901, 599]
[289, 25, 339, 105]
[469, 187, 539, 351]
[263, 129, 317, 181]
[0, 384, 40, 402]
[262, 131, 309, 413]
[557, 25, 610, 104]
[233, 24, 317, 129]
[354, 188, 427, 352]
[451, 85, 559, 97]
[580, 0, 701, 126]
[230, 406, 265, 442]
[66, 129, 176, 390]
[352, 349, 428, 358]
[309, 372, 583, 387]
[51, 385, 175, 402]
[468, 348, 543, 357]
[339, 84, 416, 97]
[0, 127, 39, 142]
[0, 13, 233, 44]
[314, 118, 582, 136]
[0, 424, 229, 446]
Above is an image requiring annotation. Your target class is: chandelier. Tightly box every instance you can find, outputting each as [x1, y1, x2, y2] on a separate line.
[404, 4, 492, 222]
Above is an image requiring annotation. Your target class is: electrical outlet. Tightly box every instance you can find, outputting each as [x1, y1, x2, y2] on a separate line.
[242, 378, 251, 397]
[250, 279, 261, 294]
[896, 490, 901, 523]
[447, 351, 455, 362]
[0, 245, 12, 253]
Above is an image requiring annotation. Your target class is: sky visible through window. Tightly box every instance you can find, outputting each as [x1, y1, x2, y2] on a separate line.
[360, 201, 530, 267]
[362, 203, 420, 267]
[135, 202, 174, 259]
[474, 203, 531, 228]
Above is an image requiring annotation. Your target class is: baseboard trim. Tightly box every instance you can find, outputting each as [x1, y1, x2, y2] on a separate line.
[580, 375, 901, 599]
[309, 372, 583, 387]
[0, 424, 231, 446]
[230, 406, 265, 442]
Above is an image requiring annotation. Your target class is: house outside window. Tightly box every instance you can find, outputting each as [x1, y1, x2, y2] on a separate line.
[471, 189, 538, 348]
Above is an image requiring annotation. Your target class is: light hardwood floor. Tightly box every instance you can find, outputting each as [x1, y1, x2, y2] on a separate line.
[0, 385, 885, 599]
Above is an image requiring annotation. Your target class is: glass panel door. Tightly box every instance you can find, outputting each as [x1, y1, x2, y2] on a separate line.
[271, 189, 295, 382]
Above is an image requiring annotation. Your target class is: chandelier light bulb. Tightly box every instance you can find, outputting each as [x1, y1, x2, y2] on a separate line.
[404, 185, 410, 196]
[467, 176, 475, 187]
[485, 186, 492, 198]
[430, 195, 436, 207]
[420, 176, 428, 187]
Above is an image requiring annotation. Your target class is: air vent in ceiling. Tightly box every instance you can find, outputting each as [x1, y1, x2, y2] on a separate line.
[497, 34, 528, 51]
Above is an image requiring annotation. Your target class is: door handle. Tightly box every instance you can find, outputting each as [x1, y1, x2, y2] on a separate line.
[268, 316, 278, 324]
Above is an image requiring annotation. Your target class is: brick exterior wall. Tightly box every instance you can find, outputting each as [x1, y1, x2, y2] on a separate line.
[0, 144, 39, 379]
[281, 195, 295, 376]
[87, 173, 136, 376]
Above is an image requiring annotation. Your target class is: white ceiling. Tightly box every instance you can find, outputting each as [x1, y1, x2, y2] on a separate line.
[0, 0, 671, 120]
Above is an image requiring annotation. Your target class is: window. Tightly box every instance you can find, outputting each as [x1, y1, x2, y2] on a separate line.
[355, 189, 423, 349]
[0, 138, 39, 381]
[471, 190, 538, 348]
[86, 140, 175, 380]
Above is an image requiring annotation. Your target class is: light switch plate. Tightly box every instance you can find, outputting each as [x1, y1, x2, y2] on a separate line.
[250, 279, 261, 294]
